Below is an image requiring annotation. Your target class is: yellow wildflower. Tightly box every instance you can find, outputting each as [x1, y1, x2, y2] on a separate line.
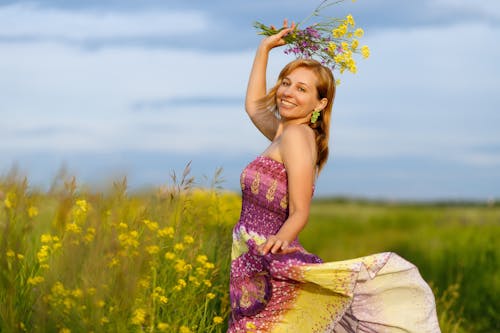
[27, 276, 45, 285]
[37, 245, 50, 263]
[207, 293, 216, 300]
[183, 235, 194, 244]
[165, 252, 175, 260]
[346, 14, 355, 26]
[76, 199, 88, 212]
[204, 262, 215, 270]
[146, 245, 160, 255]
[354, 28, 364, 38]
[157, 322, 170, 331]
[118, 222, 128, 229]
[351, 39, 359, 50]
[17, 253, 24, 260]
[143, 219, 159, 231]
[174, 243, 185, 251]
[159, 295, 168, 304]
[7, 250, 15, 258]
[203, 279, 212, 287]
[179, 326, 192, 333]
[4, 192, 15, 208]
[213, 316, 223, 324]
[59, 328, 71, 333]
[335, 79, 341, 86]
[28, 206, 39, 218]
[100, 316, 109, 324]
[361, 45, 370, 58]
[131, 308, 146, 325]
[158, 226, 174, 238]
[97, 300, 105, 308]
[41, 234, 52, 243]
[196, 254, 208, 264]
[71, 289, 83, 298]
[66, 223, 82, 234]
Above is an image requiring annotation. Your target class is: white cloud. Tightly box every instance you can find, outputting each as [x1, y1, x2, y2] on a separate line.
[0, 3, 207, 39]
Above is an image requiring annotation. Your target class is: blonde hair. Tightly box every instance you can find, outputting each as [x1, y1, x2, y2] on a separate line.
[258, 59, 336, 173]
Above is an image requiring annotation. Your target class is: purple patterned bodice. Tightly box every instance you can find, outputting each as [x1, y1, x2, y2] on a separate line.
[230, 156, 322, 320]
[234, 155, 290, 238]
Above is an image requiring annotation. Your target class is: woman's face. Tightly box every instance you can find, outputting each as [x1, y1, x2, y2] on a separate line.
[276, 66, 326, 123]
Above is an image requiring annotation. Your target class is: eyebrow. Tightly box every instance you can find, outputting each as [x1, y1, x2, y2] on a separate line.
[283, 77, 310, 87]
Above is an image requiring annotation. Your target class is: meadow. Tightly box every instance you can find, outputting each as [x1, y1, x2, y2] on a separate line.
[0, 167, 498, 332]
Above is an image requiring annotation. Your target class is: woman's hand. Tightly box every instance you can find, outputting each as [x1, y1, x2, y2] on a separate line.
[260, 19, 296, 51]
[259, 235, 301, 255]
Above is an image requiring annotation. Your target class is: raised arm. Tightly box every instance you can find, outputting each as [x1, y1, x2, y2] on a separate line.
[245, 20, 295, 141]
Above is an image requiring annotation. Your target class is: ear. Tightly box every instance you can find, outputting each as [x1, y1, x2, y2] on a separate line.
[315, 98, 328, 111]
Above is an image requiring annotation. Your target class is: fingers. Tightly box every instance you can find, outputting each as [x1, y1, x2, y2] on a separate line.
[260, 237, 298, 255]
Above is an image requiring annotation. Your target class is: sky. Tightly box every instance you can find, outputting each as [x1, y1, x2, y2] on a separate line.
[1, 0, 499, 200]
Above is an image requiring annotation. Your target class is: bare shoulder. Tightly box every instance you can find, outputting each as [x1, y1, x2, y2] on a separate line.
[281, 124, 315, 146]
[280, 124, 316, 165]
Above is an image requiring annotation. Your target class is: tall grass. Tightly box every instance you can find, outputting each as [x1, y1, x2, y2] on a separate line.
[0, 166, 237, 332]
[1, 168, 498, 332]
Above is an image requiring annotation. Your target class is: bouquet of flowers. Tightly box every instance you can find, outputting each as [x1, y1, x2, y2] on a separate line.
[254, 0, 370, 77]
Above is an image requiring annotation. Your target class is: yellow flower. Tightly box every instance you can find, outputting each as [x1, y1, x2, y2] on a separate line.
[71, 289, 83, 298]
[100, 316, 109, 325]
[157, 322, 170, 331]
[351, 39, 359, 50]
[159, 295, 168, 304]
[28, 206, 39, 218]
[203, 279, 212, 287]
[17, 254, 24, 260]
[131, 308, 146, 325]
[164, 252, 175, 260]
[97, 300, 105, 308]
[118, 222, 128, 229]
[179, 326, 192, 333]
[213, 316, 223, 324]
[143, 219, 159, 231]
[183, 235, 194, 244]
[66, 223, 82, 234]
[4, 192, 15, 208]
[6, 250, 15, 258]
[354, 28, 364, 38]
[76, 199, 88, 212]
[196, 255, 208, 264]
[207, 293, 216, 300]
[158, 226, 174, 238]
[204, 262, 215, 270]
[346, 14, 355, 26]
[335, 79, 341, 86]
[361, 45, 370, 59]
[37, 245, 50, 263]
[27, 276, 45, 285]
[174, 243, 185, 251]
[146, 245, 160, 255]
[40, 234, 52, 243]
[59, 328, 71, 333]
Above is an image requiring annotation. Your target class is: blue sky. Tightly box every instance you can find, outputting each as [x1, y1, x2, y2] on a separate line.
[1, 0, 499, 200]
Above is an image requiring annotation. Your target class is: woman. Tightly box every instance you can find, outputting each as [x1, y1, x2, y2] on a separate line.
[228, 21, 440, 332]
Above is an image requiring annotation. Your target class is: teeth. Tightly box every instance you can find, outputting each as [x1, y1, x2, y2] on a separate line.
[281, 99, 295, 106]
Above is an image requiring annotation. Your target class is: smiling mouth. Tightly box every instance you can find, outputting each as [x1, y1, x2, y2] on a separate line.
[280, 99, 296, 107]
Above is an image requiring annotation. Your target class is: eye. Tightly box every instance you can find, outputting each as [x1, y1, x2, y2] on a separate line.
[298, 86, 306, 92]
[281, 80, 290, 86]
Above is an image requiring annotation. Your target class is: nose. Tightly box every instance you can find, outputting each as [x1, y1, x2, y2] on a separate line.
[282, 86, 292, 98]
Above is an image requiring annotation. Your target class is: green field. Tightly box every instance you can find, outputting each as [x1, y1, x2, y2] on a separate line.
[1, 171, 498, 332]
